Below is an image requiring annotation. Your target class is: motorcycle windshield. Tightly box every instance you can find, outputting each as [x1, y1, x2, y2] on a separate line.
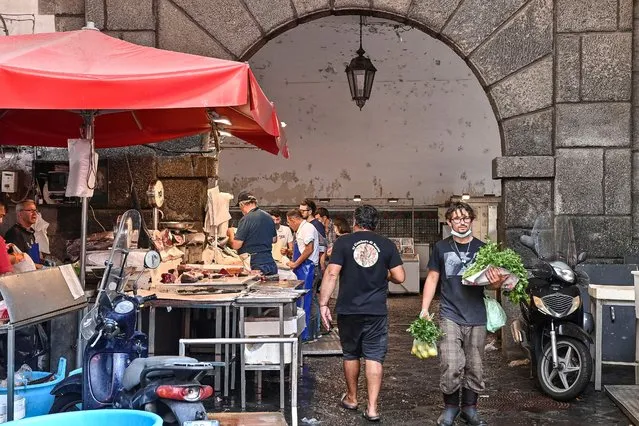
[81, 210, 141, 340]
[530, 211, 578, 269]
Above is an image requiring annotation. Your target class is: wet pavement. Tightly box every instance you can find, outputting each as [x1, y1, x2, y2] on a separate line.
[211, 294, 633, 425]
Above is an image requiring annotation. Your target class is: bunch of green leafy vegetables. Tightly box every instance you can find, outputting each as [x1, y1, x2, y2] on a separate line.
[406, 317, 444, 346]
[462, 240, 529, 304]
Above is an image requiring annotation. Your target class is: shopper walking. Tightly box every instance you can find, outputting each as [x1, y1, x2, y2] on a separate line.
[319, 205, 405, 422]
[421, 202, 505, 426]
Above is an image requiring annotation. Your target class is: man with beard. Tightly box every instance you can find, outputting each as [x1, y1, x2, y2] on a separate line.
[421, 202, 505, 426]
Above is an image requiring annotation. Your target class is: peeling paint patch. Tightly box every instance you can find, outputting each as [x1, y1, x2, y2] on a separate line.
[340, 169, 351, 181]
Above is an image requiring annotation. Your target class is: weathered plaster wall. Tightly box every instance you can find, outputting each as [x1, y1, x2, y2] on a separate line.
[0, 0, 55, 35]
[218, 16, 501, 205]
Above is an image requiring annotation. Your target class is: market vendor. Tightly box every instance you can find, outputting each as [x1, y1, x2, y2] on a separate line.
[227, 191, 278, 276]
[4, 200, 43, 269]
[286, 208, 320, 341]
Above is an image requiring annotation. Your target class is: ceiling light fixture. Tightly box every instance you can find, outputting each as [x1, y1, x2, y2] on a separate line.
[345, 16, 377, 110]
[461, 193, 471, 201]
[388, 198, 398, 203]
[353, 195, 362, 202]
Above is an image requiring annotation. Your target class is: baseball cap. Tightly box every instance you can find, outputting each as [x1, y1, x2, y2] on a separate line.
[237, 191, 257, 205]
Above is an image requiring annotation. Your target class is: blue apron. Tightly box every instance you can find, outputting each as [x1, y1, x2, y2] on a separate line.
[293, 241, 315, 341]
[27, 242, 41, 265]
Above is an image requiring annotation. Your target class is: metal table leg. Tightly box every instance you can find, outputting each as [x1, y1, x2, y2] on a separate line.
[292, 338, 298, 426]
[594, 298, 603, 391]
[279, 304, 285, 411]
[224, 305, 230, 397]
[231, 306, 237, 390]
[149, 306, 156, 356]
[7, 325, 15, 422]
[215, 307, 222, 391]
[240, 305, 246, 410]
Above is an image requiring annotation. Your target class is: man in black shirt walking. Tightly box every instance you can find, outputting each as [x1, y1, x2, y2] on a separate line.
[319, 205, 405, 422]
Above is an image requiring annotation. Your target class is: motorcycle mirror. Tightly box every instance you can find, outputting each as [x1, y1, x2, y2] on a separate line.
[520, 235, 536, 251]
[144, 250, 161, 269]
[577, 251, 587, 263]
[531, 262, 553, 280]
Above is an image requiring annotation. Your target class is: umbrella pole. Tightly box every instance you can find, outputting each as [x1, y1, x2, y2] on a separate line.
[76, 113, 94, 368]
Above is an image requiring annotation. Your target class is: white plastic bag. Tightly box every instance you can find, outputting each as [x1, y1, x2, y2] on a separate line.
[11, 246, 36, 273]
[484, 296, 507, 333]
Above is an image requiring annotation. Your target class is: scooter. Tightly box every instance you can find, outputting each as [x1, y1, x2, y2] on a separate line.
[50, 210, 217, 425]
[511, 211, 594, 401]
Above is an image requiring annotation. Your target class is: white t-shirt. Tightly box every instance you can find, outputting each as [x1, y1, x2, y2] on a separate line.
[296, 220, 320, 265]
[276, 225, 294, 248]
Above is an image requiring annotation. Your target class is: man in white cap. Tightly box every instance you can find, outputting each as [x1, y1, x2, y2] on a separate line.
[227, 191, 278, 275]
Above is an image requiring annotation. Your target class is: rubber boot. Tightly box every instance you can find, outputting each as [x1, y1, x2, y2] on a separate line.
[460, 388, 487, 426]
[437, 391, 460, 426]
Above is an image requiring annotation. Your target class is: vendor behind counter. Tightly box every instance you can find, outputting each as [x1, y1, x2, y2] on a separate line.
[226, 191, 277, 276]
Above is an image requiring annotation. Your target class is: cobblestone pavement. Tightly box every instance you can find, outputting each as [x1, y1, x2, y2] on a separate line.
[291, 295, 632, 426]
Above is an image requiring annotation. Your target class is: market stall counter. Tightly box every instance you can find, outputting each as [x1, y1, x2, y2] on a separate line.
[0, 266, 87, 421]
[136, 273, 305, 401]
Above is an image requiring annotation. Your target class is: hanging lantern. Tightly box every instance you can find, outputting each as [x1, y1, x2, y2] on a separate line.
[345, 16, 377, 110]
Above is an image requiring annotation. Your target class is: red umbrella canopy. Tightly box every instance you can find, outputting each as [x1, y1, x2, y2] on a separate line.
[0, 29, 287, 156]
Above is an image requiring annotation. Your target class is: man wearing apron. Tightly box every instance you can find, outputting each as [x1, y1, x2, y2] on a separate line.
[285, 209, 320, 342]
[227, 191, 278, 276]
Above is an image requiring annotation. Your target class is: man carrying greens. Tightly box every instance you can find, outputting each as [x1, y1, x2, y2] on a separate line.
[421, 202, 506, 426]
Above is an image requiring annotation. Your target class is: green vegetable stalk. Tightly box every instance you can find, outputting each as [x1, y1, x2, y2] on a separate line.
[462, 240, 529, 304]
[407, 317, 444, 359]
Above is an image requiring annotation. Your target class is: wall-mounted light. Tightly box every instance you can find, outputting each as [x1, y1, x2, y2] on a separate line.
[218, 130, 233, 138]
[319, 198, 331, 203]
[212, 116, 232, 126]
[388, 198, 398, 203]
[353, 195, 362, 202]
[461, 193, 471, 201]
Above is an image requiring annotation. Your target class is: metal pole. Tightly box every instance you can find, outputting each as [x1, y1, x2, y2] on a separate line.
[7, 325, 15, 422]
[279, 304, 285, 411]
[76, 113, 94, 369]
[292, 338, 298, 426]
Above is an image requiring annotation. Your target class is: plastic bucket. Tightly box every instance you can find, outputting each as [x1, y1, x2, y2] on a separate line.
[7, 409, 163, 426]
[0, 358, 66, 418]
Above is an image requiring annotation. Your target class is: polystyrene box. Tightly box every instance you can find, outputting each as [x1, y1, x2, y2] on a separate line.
[245, 342, 293, 365]
[243, 309, 306, 337]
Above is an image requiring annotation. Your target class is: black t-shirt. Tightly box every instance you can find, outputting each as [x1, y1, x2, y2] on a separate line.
[234, 207, 277, 265]
[4, 224, 35, 253]
[428, 237, 486, 326]
[330, 231, 403, 316]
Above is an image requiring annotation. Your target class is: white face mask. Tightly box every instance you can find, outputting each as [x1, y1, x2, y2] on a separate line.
[450, 228, 472, 238]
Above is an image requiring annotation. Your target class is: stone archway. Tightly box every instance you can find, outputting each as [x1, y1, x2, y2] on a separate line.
[47, 0, 633, 262]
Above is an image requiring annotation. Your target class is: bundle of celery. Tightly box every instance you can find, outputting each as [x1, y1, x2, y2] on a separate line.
[462, 240, 529, 304]
[407, 317, 444, 359]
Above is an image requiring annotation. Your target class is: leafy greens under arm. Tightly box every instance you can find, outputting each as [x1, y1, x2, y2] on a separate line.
[462, 240, 529, 304]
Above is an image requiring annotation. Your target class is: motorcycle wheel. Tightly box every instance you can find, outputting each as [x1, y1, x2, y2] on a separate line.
[49, 393, 82, 413]
[537, 337, 592, 401]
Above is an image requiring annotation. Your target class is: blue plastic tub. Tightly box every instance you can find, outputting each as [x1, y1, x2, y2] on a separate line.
[8, 409, 163, 425]
[0, 358, 67, 418]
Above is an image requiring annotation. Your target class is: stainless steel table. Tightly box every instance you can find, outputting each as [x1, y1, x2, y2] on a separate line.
[234, 287, 306, 411]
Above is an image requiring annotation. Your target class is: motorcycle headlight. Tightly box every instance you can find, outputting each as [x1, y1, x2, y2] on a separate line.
[533, 294, 581, 317]
[533, 296, 552, 316]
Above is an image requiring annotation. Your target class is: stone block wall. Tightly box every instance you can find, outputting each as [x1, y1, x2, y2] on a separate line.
[34, 0, 637, 261]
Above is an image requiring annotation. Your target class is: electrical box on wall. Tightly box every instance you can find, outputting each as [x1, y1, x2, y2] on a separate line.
[1, 171, 17, 193]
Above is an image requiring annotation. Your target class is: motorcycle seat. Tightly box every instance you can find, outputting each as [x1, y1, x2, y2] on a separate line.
[122, 356, 197, 391]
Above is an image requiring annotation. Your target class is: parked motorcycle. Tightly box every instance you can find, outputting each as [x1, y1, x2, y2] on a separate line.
[511, 211, 594, 401]
[50, 210, 217, 425]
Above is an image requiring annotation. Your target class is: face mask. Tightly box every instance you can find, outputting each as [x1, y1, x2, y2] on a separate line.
[450, 228, 472, 238]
